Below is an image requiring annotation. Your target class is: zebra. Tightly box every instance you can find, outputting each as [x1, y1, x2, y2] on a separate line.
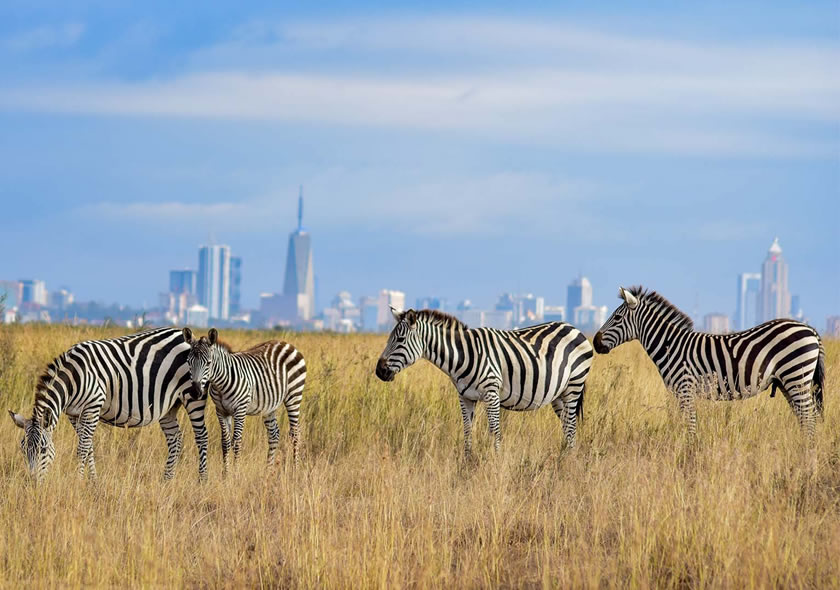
[375, 308, 594, 457]
[7, 327, 209, 481]
[593, 286, 825, 441]
[183, 328, 306, 469]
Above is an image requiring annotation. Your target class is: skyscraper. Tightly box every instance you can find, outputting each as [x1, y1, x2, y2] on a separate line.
[169, 270, 197, 295]
[759, 237, 790, 323]
[567, 276, 592, 315]
[20, 279, 48, 306]
[229, 257, 242, 315]
[735, 272, 761, 330]
[282, 186, 315, 321]
[197, 244, 231, 320]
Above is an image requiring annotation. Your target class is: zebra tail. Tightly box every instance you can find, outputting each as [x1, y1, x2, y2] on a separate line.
[576, 383, 585, 425]
[814, 338, 825, 417]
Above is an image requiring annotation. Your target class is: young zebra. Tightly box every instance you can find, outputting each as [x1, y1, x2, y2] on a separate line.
[594, 286, 825, 441]
[183, 328, 305, 469]
[8, 327, 208, 481]
[375, 308, 594, 457]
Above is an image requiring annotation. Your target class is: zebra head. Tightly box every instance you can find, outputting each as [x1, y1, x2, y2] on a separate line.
[183, 327, 219, 397]
[593, 286, 640, 354]
[376, 307, 424, 382]
[8, 409, 56, 480]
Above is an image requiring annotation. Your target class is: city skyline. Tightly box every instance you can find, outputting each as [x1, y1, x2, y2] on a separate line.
[0, 3, 837, 324]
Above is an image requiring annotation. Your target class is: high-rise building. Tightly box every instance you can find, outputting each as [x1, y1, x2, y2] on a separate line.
[229, 257, 242, 315]
[567, 276, 592, 316]
[197, 244, 231, 320]
[359, 296, 380, 332]
[791, 295, 803, 321]
[0, 281, 22, 309]
[416, 296, 447, 311]
[20, 279, 48, 306]
[735, 272, 761, 330]
[169, 269, 197, 295]
[703, 313, 730, 334]
[759, 237, 790, 323]
[543, 305, 566, 323]
[50, 288, 74, 310]
[282, 187, 315, 322]
[377, 290, 406, 330]
[826, 316, 840, 338]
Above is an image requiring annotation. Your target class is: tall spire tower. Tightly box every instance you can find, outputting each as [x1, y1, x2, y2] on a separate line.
[297, 185, 304, 232]
[282, 186, 316, 322]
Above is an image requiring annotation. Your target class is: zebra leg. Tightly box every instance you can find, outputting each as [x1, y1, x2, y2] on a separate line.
[676, 388, 698, 440]
[216, 409, 232, 475]
[159, 406, 184, 481]
[458, 396, 476, 459]
[284, 390, 303, 466]
[76, 408, 101, 480]
[552, 388, 582, 448]
[183, 395, 209, 481]
[483, 390, 502, 453]
[263, 412, 281, 466]
[781, 383, 816, 445]
[231, 408, 247, 464]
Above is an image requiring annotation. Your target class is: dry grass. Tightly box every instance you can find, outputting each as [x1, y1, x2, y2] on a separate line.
[1, 323, 839, 588]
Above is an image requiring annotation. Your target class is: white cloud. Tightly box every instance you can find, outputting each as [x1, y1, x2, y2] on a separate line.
[78, 171, 606, 239]
[0, 17, 837, 157]
[2, 23, 85, 52]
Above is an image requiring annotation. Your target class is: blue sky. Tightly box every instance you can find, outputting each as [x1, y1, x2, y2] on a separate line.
[0, 1, 838, 324]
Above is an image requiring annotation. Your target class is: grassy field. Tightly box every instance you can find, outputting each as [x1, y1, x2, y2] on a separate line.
[0, 324, 838, 588]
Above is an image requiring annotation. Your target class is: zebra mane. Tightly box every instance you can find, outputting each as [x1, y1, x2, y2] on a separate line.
[413, 309, 468, 329]
[627, 285, 694, 331]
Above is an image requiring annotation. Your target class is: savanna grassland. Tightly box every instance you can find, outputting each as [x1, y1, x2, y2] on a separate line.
[0, 324, 838, 588]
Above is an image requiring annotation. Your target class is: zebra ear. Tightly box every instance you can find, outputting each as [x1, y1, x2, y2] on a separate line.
[619, 287, 639, 309]
[8, 410, 26, 429]
[390, 306, 403, 321]
[208, 328, 218, 345]
[182, 327, 193, 344]
[405, 309, 417, 327]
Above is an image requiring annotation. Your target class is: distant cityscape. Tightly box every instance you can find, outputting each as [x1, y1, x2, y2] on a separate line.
[1, 189, 838, 338]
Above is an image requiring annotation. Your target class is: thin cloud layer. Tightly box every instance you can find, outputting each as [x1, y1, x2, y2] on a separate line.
[0, 17, 837, 157]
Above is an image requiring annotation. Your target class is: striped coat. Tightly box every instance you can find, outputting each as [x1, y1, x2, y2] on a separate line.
[376, 309, 594, 456]
[184, 328, 306, 468]
[8, 327, 208, 480]
[594, 286, 825, 440]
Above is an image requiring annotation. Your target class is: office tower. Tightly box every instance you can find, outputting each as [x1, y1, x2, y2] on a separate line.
[282, 187, 315, 321]
[0, 281, 22, 309]
[543, 305, 566, 323]
[229, 257, 242, 315]
[377, 290, 406, 330]
[567, 276, 592, 316]
[169, 270, 197, 295]
[703, 313, 730, 334]
[20, 279, 48, 306]
[735, 272, 761, 330]
[759, 237, 790, 322]
[197, 244, 231, 320]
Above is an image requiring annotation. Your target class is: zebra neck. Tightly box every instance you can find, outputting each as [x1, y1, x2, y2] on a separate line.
[33, 387, 64, 430]
[421, 323, 468, 378]
[210, 346, 238, 390]
[639, 321, 690, 370]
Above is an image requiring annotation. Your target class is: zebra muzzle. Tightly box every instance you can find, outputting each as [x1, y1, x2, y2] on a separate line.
[375, 358, 396, 382]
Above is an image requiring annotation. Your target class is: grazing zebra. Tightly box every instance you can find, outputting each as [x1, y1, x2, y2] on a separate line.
[8, 327, 208, 481]
[375, 308, 594, 457]
[183, 328, 306, 469]
[594, 286, 825, 441]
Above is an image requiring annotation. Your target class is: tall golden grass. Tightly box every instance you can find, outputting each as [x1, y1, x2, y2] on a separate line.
[0, 323, 838, 588]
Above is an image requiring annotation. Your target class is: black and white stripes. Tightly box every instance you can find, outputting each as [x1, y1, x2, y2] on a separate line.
[9, 327, 208, 480]
[184, 328, 306, 469]
[376, 308, 594, 456]
[594, 286, 825, 440]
